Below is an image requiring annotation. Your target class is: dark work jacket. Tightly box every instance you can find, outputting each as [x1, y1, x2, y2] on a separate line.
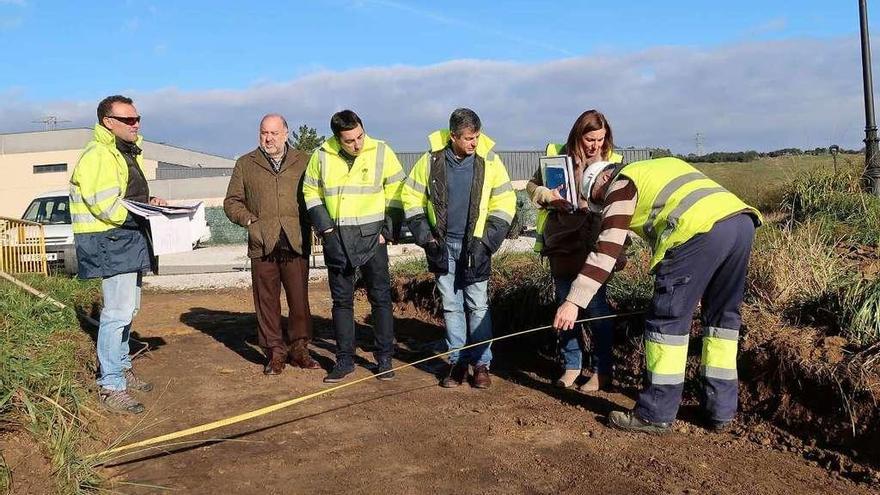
[407, 150, 510, 283]
[75, 228, 151, 279]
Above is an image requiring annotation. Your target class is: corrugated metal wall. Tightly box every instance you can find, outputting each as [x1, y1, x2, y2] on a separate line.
[156, 149, 652, 181]
[156, 162, 234, 179]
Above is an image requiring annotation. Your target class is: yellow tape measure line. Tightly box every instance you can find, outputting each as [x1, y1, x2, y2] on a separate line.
[96, 313, 639, 459]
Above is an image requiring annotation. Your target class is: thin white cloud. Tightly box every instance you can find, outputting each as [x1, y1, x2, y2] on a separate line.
[0, 37, 868, 156]
[0, 0, 26, 6]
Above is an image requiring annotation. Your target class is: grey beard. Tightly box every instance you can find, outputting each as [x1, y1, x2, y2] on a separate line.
[260, 145, 284, 162]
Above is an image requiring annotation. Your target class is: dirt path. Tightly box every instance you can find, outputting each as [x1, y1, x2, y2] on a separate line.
[100, 285, 874, 494]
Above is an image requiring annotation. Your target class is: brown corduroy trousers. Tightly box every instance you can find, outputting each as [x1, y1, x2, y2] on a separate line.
[250, 253, 312, 360]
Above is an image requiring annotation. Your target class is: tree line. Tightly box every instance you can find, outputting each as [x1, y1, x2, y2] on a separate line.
[648, 146, 862, 163]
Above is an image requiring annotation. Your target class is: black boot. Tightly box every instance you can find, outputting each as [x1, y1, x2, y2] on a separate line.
[375, 356, 395, 381]
[608, 410, 671, 434]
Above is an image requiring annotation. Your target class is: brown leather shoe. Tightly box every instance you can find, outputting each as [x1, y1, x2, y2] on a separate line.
[289, 341, 321, 370]
[263, 355, 285, 375]
[289, 352, 321, 370]
[440, 362, 468, 388]
[472, 364, 491, 389]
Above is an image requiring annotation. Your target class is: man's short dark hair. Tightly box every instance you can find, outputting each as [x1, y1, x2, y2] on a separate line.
[449, 108, 481, 136]
[97, 95, 134, 122]
[330, 110, 363, 137]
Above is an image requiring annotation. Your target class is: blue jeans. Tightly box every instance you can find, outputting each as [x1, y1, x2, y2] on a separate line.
[436, 239, 493, 367]
[554, 276, 614, 373]
[96, 272, 142, 391]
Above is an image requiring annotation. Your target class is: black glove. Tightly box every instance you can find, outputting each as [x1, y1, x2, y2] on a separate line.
[549, 198, 575, 213]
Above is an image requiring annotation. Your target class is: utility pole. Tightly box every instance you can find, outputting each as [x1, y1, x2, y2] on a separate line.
[859, 0, 880, 194]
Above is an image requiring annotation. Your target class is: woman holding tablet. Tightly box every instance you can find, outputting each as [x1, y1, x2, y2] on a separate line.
[526, 109, 624, 391]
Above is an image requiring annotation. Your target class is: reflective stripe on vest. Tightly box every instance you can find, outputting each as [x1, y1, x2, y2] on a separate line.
[641, 172, 704, 241]
[317, 142, 389, 225]
[620, 157, 760, 269]
[319, 143, 385, 197]
[69, 186, 121, 206]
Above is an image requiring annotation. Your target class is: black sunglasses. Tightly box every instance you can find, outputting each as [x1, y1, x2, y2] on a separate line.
[107, 115, 141, 125]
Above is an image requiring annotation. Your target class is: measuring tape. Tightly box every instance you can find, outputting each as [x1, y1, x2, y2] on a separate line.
[94, 311, 643, 461]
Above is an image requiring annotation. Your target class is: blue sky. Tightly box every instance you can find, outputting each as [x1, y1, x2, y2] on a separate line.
[0, 1, 875, 154]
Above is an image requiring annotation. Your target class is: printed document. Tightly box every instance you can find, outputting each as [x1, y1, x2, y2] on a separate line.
[122, 200, 207, 255]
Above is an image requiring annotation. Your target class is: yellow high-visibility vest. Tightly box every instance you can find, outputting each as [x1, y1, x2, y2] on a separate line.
[620, 157, 762, 269]
[302, 134, 405, 226]
[69, 124, 143, 234]
[401, 129, 516, 239]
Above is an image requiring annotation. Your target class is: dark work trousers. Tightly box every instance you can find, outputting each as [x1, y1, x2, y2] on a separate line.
[251, 254, 312, 361]
[327, 243, 395, 365]
[635, 213, 756, 424]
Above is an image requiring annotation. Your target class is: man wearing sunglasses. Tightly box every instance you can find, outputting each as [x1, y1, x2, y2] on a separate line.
[70, 95, 166, 415]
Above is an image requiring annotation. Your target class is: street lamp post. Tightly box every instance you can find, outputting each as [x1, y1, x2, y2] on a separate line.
[860, 0, 880, 194]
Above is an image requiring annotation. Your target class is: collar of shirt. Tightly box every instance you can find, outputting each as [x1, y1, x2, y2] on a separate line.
[444, 144, 474, 168]
[259, 144, 287, 172]
[339, 149, 358, 169]
[116, 137, 142, 157]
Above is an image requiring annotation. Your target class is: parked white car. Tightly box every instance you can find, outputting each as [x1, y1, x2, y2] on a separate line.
[21, 190, 78, 274]
[22, 191, 211, 275]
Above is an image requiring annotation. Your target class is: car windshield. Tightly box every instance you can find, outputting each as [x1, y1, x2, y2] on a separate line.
[23, 196, 71, 225]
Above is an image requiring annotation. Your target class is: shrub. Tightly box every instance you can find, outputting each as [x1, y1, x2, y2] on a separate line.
[783, 166, 880, 247]
[747, 221, 855, 317]
[605, 238, 654, 311]
[841, 277, 880, 348]
[507, 190, 536, 239]
[204, 206, 246, 245]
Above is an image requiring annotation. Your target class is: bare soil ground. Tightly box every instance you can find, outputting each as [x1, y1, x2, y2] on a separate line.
[1, 433, 53, 495]
[98, 284, 877, 494]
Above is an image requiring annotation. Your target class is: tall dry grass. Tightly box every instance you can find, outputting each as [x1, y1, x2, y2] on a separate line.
[747, 220, 854, 315]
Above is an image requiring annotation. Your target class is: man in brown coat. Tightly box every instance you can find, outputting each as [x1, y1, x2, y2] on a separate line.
[224, 114, 319, 375]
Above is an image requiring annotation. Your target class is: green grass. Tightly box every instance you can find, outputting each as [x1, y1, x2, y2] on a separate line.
[0, 274, 103, 493]
[693, 154, 846, 210]
[389, 256, 428, 279]
[843, 277, 880, 347]
[782, 163, 880, 246]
